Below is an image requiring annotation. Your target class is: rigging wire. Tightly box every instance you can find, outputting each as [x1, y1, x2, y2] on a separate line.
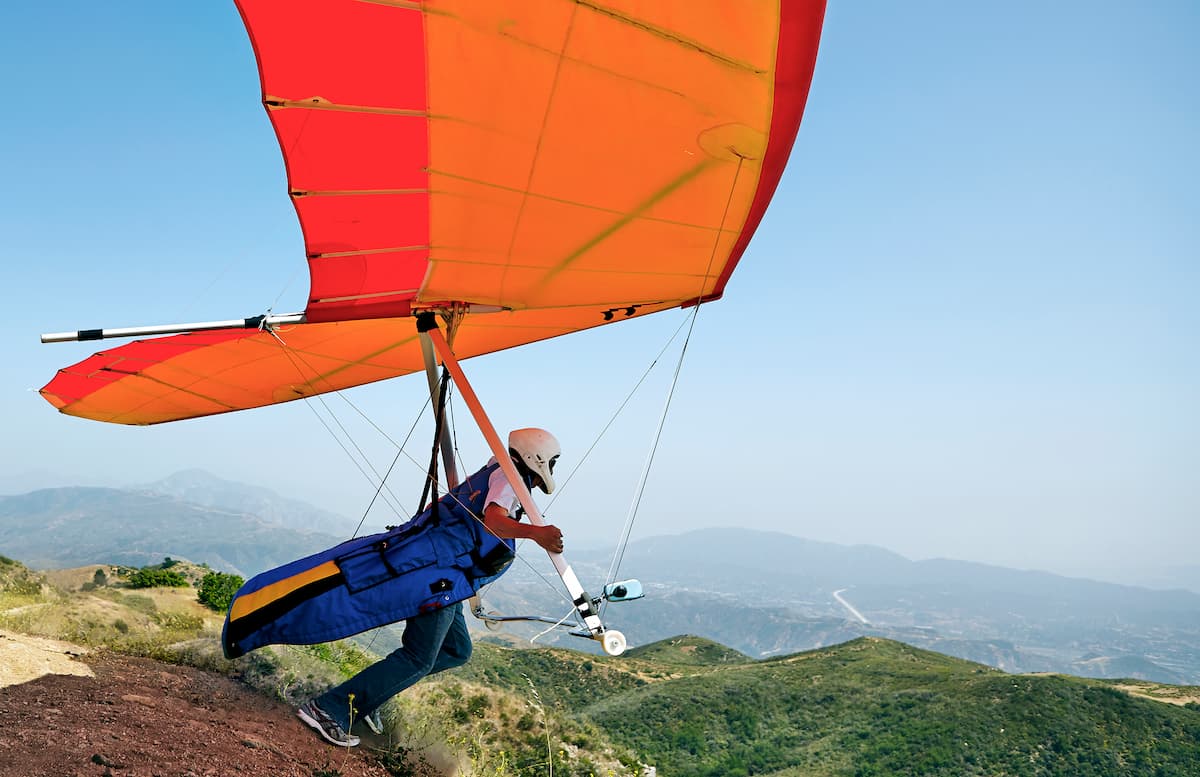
[602, 305, 699, 610]
[270, 267, 305, 313]
[270, 340, 414, 524]
[598, 156, 748, 615]
[544, 311, 693, 509]
[529, 607, 579, 644]
[293, 394, 412, 532]
[351, 396, 429, 537]
[471, 312, 697, 620]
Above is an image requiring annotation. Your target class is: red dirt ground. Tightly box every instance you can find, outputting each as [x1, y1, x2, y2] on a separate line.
[0, 650, 416, 777]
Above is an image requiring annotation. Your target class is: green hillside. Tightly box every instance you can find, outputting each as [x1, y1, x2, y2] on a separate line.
[626, 634, 754, 665]
[585, 638, 1200, 776]
[455, 636, 1200, 776]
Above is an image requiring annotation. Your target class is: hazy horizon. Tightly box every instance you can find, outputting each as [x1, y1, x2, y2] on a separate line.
[3, 465, 1196, 594]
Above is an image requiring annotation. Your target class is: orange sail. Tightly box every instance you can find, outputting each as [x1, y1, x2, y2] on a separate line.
[42, 1, 826, 425]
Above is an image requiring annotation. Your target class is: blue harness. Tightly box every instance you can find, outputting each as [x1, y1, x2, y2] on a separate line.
[221, 462, 525, 658]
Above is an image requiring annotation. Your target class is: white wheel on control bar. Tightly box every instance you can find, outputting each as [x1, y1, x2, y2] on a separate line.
[601, 630, 627, 656]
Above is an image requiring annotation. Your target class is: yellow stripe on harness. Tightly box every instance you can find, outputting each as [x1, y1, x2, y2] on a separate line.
[228, 561, 342, 622]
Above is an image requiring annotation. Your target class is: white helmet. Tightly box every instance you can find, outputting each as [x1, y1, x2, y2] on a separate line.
[508, 428, 561, 494]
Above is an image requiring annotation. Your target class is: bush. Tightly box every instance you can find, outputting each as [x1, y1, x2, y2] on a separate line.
[197, 571, 244, 613]
[126, 567, 190, 589]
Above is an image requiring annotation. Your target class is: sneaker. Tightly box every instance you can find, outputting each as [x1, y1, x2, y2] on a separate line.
[297, 701, 360, 747]
[364, 709, 384, 735]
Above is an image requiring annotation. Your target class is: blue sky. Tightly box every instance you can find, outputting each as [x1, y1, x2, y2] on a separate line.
[2, 2, 1196, 584]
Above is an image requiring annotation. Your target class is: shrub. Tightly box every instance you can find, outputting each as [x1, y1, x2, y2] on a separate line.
[197, 571, 244, 613]
[126, 567, 190, 589]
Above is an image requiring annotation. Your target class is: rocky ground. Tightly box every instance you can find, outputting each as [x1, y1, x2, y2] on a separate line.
[0, 641, 426, 777]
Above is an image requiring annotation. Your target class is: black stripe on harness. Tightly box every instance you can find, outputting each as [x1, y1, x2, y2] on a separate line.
[223, 573, 345, 658]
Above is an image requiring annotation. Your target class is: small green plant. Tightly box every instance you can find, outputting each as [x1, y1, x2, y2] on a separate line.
[375, 744, 428, 777]
[467, 693, 490, 718]
[197, 571, 244, 612]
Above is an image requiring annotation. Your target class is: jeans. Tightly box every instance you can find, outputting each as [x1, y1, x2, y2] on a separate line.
[315, 602, 472, 730]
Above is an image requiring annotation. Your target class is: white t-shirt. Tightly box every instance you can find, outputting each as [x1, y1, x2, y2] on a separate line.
[485, 457, 523, 515]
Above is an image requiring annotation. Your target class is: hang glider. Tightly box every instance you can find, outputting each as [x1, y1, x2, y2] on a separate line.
[40, 0, 827, 655]
[41, 0, 826, 426]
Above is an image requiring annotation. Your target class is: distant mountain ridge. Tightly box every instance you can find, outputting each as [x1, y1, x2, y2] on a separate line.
[138, 469, 360, 537]
[493, 527, 1200, 683]
[0, 485, 343, 577]
[2, 476, 1198, 685]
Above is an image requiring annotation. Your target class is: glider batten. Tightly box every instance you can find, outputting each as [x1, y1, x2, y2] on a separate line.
[263, 96, 429, 118]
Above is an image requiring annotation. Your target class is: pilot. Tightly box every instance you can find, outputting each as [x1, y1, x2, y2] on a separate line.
[297, 428, 564, 747]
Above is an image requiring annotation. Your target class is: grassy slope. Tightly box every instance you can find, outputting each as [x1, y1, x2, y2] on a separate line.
[456, 636, 1200, 777]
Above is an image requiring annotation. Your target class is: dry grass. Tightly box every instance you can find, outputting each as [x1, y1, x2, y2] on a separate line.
[1114, 681, 1200, 707]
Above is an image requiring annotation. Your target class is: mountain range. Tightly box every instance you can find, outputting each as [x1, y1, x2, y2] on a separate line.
[483, 528, 1200, 684]
[1, 471, 1197, 685]
[0, 480, 345, 575]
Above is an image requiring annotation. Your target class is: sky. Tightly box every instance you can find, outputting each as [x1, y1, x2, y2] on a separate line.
[1, 2, 1196, 586]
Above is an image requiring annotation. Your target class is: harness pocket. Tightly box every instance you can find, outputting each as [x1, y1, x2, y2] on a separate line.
[336, 533, 438, 594]
[335, 522, 477, 594]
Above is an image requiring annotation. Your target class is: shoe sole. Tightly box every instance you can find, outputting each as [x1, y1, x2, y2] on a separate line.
[297, 706, 361, 747]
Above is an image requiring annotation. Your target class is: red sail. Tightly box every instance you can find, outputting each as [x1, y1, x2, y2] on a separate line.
[42, 0, 826, 425]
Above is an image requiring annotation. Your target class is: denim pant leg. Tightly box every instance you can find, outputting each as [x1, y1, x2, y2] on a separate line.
[428, 601, 473, 676]
[315, 603, 466, 730]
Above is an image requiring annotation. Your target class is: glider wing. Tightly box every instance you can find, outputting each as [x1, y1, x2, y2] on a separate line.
[42, 0, 826, 425]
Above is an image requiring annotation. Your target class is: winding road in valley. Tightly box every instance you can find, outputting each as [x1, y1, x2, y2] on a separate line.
[833, 589, 871, 625]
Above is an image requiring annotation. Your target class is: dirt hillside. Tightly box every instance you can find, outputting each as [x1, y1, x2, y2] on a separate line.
[0, 641, 408, 777]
